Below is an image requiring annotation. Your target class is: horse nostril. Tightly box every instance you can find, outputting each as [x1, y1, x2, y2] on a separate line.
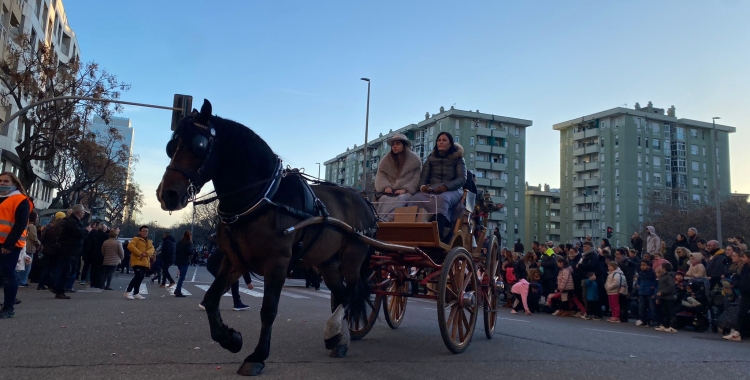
[164, 190, 180, 209]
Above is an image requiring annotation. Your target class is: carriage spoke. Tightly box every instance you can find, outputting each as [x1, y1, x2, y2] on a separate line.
[461, 310, 471, 334]
[443, 300, 457, 311]
[458, 310, 466, 342]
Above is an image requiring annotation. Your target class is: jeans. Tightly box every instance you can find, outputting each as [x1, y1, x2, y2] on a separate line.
[65, 257, 81, 290]
[53, 255, 77, 295]
[80, 259, 91, 283]
[38, 264, 54, 289]
[586, 300, 601, 318]
[175, 264, 189, 293]
[0, 248, 21, 310]
[126, 266, 147, 294]
[660, 300, 675, 328]
[103, 265, 118, 289]
[638, 295, 656, 324]
[161, 265, 175, 285]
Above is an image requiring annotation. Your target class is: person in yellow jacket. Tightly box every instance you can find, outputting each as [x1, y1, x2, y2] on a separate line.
[0, 172, 30, 319]
[124, 225, 155, 300]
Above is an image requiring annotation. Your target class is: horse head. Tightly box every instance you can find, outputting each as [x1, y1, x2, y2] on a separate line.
[157, 99, 219, 211]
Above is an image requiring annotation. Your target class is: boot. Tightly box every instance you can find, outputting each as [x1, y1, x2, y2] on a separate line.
[437, 214, 453, 244]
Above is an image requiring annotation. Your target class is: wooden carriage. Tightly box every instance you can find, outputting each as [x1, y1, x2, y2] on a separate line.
[349, 190, 503, 353]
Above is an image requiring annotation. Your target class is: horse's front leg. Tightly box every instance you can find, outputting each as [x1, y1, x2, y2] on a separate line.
[237, 256, 287, 376]
[205, 255, 243, 354]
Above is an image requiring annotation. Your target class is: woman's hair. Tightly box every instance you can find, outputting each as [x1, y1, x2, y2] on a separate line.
[601, 238, 611, 248]
[528, 268, 541, 281]
[615, 247, 628, 257]
[388, 140, 410, 175]
[29, 212, 37, 224]
[727, 245, 739, 253]
[675, 247, 689, 257]
[109, 229, 119, 238]
[432, 132, 457, 156]
[677, 233, 687, 241]
[0, 172, 27, 196]
[556, 257, 568, 266]
[182, 230, 192, 241]
[523, 251, 535, 263]
[607, 261, 619, 269]
[640, 260, 652, 268]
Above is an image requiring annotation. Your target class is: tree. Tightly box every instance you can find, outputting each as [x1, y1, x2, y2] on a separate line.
[0, 32, 129, 190]
[179, 201, 219, 248]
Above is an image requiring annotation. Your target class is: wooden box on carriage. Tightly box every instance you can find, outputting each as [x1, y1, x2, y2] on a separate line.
[392, 206, 430, 223]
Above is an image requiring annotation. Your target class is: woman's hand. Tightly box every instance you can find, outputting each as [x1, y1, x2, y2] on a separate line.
[384, 187, 393, 194]
[394, 189, 406, 195]
[433, 185, 448, 194]
[420, 185, 432, 193]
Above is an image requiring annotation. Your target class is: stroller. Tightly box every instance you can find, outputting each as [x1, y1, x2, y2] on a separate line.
[673, 278, 714, 332]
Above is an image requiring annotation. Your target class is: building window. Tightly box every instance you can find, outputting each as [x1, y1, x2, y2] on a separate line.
[691, 144, 699, 155]
[470, 137, 475, 146]
[654, 173, 661, 183]
[653, 123, 660, 134]
[653, 156, 661, 166]
[616, 204, 619, 214]
[693, 178, 699, 188]
[455, 135, 460, 144]
[691, 161, 699, 172]
[469, 153, 474, 163]
[514, 159, 519, 169]
[691, 129, 698, 138]
[615, 168, 619, 180]
[615, 135, 619, 146]
[638, 135, 641, 146]
[515, 143, 519, 153]
[693, 194, 701, 204]
[615, 152, 619, 163]
[514, 192, 519, 201]
[616, 186, 620, 197]
[703, 163, 707, 173]
[514, 208, 518, 218]
[638, 170, 642, 180]
[514, 175, 519, 185]
[704, 179, 707, 189]
[638, 153, 642, 163]
[653, 139, 660, 149]
[646, 171, 650, 181]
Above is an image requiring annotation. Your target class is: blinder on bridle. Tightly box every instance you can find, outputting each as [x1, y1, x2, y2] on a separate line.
[165, 113, 218, 193]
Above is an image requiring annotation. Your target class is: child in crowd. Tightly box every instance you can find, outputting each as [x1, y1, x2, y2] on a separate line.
[635, 260, 657, 327]
[549, 257, 585, 317]
[655, 262, 677, 333]
[510, 279, 532, 315]
[584, 272, 601, 320]
[605, 261, 626, 323]
[651, 253, 669, 272]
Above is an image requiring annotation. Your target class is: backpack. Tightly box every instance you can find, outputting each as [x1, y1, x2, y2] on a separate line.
[505, 267, 517, 283]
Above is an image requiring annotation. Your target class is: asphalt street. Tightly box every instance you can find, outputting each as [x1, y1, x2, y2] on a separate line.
[2, 266, 749, 380]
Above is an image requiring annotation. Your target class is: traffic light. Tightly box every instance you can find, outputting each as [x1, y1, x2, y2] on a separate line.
[606, 226, 613, 239]
[171, 94, 193, 130]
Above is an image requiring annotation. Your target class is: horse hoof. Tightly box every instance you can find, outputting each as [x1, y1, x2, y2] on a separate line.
[221, 328, 243, 353]
[237, 361, 264, 376]
[324, 333, 341, 350]
[329, 344, 348, 358]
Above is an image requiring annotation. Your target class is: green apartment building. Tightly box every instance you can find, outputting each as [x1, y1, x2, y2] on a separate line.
[524, 183, 561, 246]
[554, 102, 735, 246]
[324, 107, 532, 247]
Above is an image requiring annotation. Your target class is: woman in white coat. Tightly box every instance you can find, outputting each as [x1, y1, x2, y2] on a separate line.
[374, 133, 422, 221]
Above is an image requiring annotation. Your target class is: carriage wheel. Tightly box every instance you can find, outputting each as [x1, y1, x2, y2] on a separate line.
[383, 266, 409, 329]
[483, 236, 500, 339]
[437, 247, 478, 354]
[332, 270, 382, 340]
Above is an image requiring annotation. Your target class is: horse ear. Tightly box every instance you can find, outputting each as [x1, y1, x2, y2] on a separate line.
[200, 99, 212, 119]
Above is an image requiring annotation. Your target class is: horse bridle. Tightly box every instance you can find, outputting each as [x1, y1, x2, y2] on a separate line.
[166, 115, 218, 194]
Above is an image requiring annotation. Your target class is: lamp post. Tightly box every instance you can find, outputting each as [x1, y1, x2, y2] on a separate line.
[712, 116, 722, 244]
[361, 78, 370, 191]
[315, 162, 321, 180]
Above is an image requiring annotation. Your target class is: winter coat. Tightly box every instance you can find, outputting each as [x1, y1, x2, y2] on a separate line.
[687, 235, 701, 253]
[616, 256, 636, 291]
[685, 262, 706, 278]
[418, 143, 467, 192]
[511, 279, 531, 312]
[85, 230, 108, 265]
[656, 273, 676, 301]
[540, 248, 558, 280]
[56, 215, 87, 257]
[737, 265, 750, 297]
[578, 247, 605, 277]
[40, 219, 63, 257]
[585, 279, 599, 301]
[25, 224, 41, 254]
[605, 268, 627, 295]
[631, 236, 644, 256]
[514, 259, 528, 280]
[175, 240, 194, 266]
[636, 268, 657, 296]
[645, 226, 661, 256]
[514, 242, 524, 253]
[668, 236, 689, 268]
[374, 149, 422, 194]
[705, 249, 728, 280]
[557, 266, 574, 291]
[128, 236, 155, 268]
[101, 237, 124, 266]
[160, 235, 177, 266]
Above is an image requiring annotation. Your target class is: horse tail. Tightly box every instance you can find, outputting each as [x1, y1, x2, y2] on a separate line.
[344, 246, 374, 324]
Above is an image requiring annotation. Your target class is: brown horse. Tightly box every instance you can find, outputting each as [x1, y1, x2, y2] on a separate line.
[156, 100, 376, 376]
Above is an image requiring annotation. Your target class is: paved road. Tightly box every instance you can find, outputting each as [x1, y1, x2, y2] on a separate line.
[2, 266, 749, 380]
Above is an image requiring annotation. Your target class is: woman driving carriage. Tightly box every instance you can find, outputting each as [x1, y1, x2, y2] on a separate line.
[409, 132, 466, 243]
[374, 133, 422, 222]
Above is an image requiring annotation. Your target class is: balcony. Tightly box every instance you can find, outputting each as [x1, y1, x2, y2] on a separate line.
[573, 195, 600, 205]
[550, 215, 560, 223]
[475, 145, 492, 153]
[550, 203, 560, 210]
[573, 161, 600, 173]
[490, 179, 506, 188]
[491, 196, 506, 205]
[491, 129, 507, 139]
[475, 178, 491, 187]
[585, 145, 600, 154]
[491, 162, 507, 171]
[573, 128, 600, 140]
[573, 229, 590, 238]
[476, 127, 492, 136]
[489, 211, 506, 221]
[573, 212, 600, 221]
[550, 229, 561, 236]
[492, 146, 507, 155]
[573, 147, 585, 156]
[475, 161, 491, 170]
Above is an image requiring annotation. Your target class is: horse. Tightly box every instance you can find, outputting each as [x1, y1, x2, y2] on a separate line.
[156, 99, 376, 376]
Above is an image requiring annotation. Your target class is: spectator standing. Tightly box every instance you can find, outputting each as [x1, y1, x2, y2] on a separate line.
[173, 231, 194, 297]
[635, 260, 657, 327]
[125, 226, 155, 300]
[675, 247, 691, 273]
[514, 239, 524, 254]
[687, 227, 701, 253]
[53, 205, 90, 299]
[159, 232, 176, 288]
[631, 232, 644, 257]
[605, 261, 626, 323]
[654, 263, 677, 333]
[101, 228, 124, 290]
[724, 251, 750, 341]
[539, 241, 558, 297]
[87, 224, 108, 289]
[18, 213, 41, 288]
[119, 238, 131, 274]
[645, 226, 661, 257]
[584, 272, 601, 320]
[668, 234, 689, 269]
[37, 212, 65, 290]
[705, 240, 728, 287]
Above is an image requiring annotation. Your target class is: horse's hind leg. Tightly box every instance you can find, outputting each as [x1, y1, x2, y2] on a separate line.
[237, 256, 287, 376]
[319, 260, 350, 357]
[205, 254, 243, 354]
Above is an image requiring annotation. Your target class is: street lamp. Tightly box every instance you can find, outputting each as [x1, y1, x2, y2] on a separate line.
[712, 116, 722, 244]
[315, 162, 321, 180]
[361, 78, 370, 191]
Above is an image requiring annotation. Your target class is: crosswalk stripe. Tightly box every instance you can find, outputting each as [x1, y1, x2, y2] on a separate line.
[236, 288, 265, 298]
[167, 286, 191, 296]
[286, 288, 330, 298]
[139, 284, 148, 295]
[194, 284, 231, 297]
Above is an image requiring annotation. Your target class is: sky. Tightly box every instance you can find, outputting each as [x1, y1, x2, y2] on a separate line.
[61, 0, 750, 227]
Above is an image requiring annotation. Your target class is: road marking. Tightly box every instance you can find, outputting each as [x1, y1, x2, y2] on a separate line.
[497, 317, 530, 323]
[290, 289, 331, 298]
[167, 286, 191, 296]
[423, 307, 437, 311]
[194, 284, 231, 297]
[139, 284, 148, 295]
[77, 288, 103, 293]
[236, 287, 265, 298]
[584, 328, 661, 338]
[190, 267, 198, 282]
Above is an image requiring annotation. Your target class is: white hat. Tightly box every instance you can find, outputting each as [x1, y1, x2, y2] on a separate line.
[386, 133, 410, 147]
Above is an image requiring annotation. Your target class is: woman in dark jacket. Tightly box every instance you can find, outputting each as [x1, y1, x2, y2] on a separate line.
[173, 231, 194, 297]
[409, 132, 466, 243]
[667, 234, 689, 269]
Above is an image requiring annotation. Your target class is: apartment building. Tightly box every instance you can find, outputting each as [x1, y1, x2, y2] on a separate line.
[324, 106, 532, 246]
[0, 0, 80, 208]
[524, 183, 561, 246]
[554, 102, 735, 246]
